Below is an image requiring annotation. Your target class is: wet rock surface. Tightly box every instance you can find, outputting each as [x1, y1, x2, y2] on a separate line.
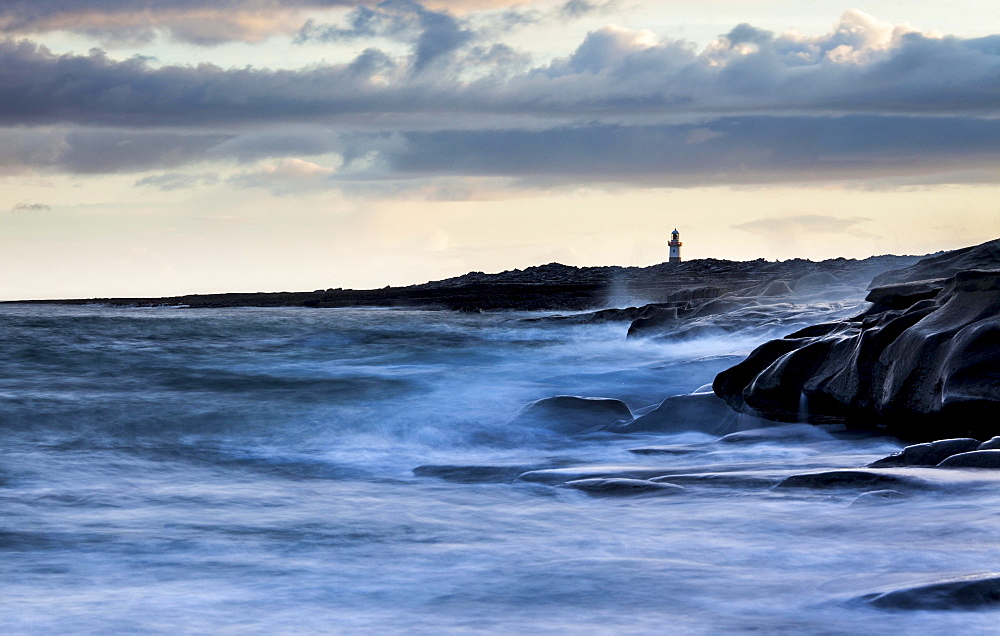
[509, 395, 633, 434]
[776, 470, 928, 491]
[859, 574, 1000, 610]
[867, 438, 981, 467]
[560, 478, 685, 496]
[713, 239, 1000, 440]
[608, 391, 769, 436]
[937, 450, 1000, 469]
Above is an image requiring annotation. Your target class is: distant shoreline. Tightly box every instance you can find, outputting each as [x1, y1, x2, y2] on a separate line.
[2, 254, 923, 312]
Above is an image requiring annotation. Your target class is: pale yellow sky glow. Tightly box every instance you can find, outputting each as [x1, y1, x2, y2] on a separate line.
[0, 1, 997, 299]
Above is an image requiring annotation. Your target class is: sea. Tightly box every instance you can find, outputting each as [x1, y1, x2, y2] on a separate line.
[3, 304, 1000, 633]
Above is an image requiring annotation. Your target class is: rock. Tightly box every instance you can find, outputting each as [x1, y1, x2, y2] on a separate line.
[717, 424, 835, 444]
[978, 436, 1000, 450]
[870, 237, 1000, 287]
[867, 438, 980, 467]
[628, 445, 701, 456]
[516, 466, 677, 485]
[560, 478, 685, 496]
[713, 242, 1000, 440]
[937, 450, 1000, 469]
[413, 464, 538, 483]
[776, 470, 924, 490]
[609, 392, 769, 436]
[859, 574, 1000, 610]
[865, 279, 946, 312]
[509, 395, 633, 435]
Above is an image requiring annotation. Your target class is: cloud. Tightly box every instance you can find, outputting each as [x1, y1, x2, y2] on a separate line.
[0, 11, 997, 190]
[229, 158, 339, 194]
[732, 214, 873, 236]
[11, 201, 51, 212]
[1, 12, 997, 130]
[0, 0, 521, 44]
[134, 172, 220, 190]
[377, 117, 1000, 186]
[0, 127, 233, 174]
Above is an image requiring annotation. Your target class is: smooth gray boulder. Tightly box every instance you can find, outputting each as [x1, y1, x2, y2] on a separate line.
[714, 245, 1000, 440]
[937, 450, 1000, 469]
[560, 478, 685, 496]
[868, 438, 980, 467]
[509, 395, 633, 435]
[859, 574, 1000, 610]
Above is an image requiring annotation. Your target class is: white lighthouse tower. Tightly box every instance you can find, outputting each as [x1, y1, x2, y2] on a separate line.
[668, 228, 682, 263]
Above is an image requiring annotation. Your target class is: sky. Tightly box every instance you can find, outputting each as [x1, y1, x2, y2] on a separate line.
[0, 0, 998, 299]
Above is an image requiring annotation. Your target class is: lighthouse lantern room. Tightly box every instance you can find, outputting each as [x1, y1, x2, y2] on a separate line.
[668, 229, 683, 263]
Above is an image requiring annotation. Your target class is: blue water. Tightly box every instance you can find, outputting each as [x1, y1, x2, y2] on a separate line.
[3, 305, 1000, 633]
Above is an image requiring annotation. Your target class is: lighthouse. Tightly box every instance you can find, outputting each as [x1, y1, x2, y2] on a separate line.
[668, 229, 682, 263]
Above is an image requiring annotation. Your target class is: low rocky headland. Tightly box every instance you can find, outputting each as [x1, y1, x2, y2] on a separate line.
[7, 252, 920, 311]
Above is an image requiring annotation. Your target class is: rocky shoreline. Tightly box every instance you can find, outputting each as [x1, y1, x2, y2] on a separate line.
[5, 253, 920, 311]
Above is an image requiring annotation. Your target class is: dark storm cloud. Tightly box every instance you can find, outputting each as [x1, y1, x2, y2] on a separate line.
[377, 116, 1000, 186]
[2, 23, 998, 128]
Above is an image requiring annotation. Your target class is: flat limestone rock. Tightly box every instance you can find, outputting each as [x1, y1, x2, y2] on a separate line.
[937, 450, 1000, 469]
[859, 573, 1000, 610]
[868, 438, 980, 467]
[560, 478, 685, 496]
[509, 395, 633, 435]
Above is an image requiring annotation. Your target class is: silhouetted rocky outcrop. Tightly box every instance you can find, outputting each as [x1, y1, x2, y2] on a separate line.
[713, 239, 1000, 440]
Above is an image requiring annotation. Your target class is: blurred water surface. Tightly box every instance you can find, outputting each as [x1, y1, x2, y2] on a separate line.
[2, 305, 999, 633]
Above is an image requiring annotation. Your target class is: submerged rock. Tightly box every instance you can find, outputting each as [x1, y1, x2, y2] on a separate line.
[859, 574, 1000, 610]
[714, 239, 1000, 440]
[413, 464, 539, 483]
[560, 478, 685, 496]
[509, 395, 633, 435]
[867, 438, 980, 467]
[850, 489, 908, 505]
[717, 424, 835, 445]
[609, 391, 768, 436]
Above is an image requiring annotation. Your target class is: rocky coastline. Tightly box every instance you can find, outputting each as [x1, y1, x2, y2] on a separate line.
[5, 253, 920, 311]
